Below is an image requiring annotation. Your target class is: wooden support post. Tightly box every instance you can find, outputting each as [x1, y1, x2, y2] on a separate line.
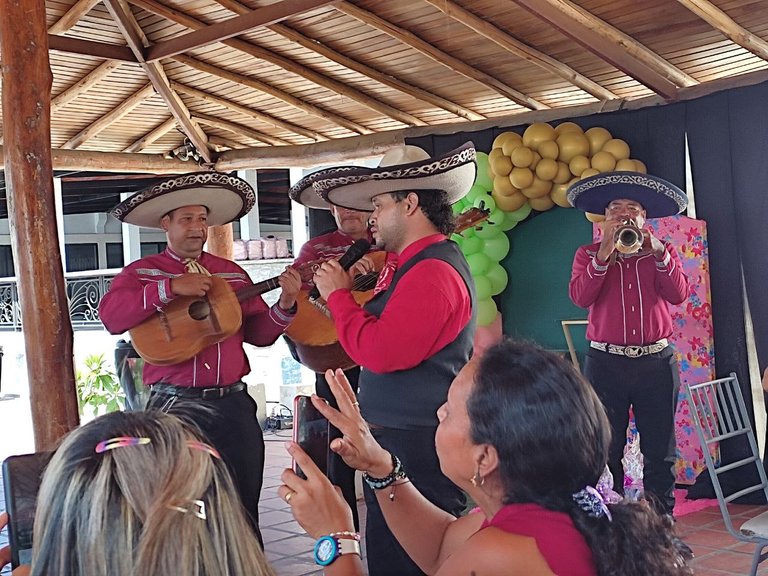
[0, 0, 80, 449]
[207, 225, 234, 261]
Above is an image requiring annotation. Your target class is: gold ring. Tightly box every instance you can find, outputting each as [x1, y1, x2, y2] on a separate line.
[285, 491, 293, 503]
[353, 401, 360, 408]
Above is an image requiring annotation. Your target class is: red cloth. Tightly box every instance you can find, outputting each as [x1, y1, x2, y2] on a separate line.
[569, 243, 689, 345]
[481, 503, 596, 576]
[326, 234, 471, 374]
[99, 248, 294, 387]
[294, 229, 379, 290]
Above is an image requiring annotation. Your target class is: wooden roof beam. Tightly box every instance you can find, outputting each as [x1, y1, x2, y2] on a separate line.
[208, 135, 248, 151]
[52, 60, 122, 111]
[171, 81, 327, 142]
[129, 0, 426, 127]
[104, 0, 212, 163]
[192, 112, 292, 146]
[61, 83, 156, 149]
[124, 116, 177, 152]
[677, 0, 768, 61]
[47, 35, 137, 62]
[422, 0, 618, 103]
[511, 0, 696, 99]
[213, 0, 484, 121]
[145, 0, 339, 62]
[335, 1, 547, 111]
[173, 54, 370, 135]
[48, 0, 102, 34]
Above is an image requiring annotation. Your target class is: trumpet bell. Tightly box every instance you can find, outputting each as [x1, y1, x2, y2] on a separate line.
[614, 222, 643, 254]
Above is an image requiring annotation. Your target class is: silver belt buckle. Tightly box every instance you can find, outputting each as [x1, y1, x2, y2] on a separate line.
[624, 345, 643, 358]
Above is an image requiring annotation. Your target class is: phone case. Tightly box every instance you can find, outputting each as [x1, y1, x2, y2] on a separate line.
[2, 452, 52, 568]
[292, 395, 330, 479]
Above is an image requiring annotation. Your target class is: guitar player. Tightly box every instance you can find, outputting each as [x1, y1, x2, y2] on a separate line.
[287, 183, 380, 529]
[98, 172, 302, 545]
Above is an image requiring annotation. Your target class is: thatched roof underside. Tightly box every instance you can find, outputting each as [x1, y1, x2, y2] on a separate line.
[1, 0, 768, 172]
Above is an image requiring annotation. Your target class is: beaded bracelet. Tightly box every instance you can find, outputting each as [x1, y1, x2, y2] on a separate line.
[363, 453, 407, 491]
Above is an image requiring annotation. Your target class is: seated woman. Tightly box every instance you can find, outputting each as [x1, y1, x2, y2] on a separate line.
[280, 339, 693, 576]
[1, 410, 275, 576]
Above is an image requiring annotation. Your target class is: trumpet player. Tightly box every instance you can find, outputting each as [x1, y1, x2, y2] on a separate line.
[567, 171, 689, 518]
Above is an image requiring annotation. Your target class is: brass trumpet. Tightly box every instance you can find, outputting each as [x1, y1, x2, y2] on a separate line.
[614, 219, 643, 254]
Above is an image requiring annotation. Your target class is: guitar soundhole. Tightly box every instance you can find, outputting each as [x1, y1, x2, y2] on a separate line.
[188, 299, 211, 321]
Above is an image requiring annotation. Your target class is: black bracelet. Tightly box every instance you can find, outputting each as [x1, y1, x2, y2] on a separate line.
[363, 453, 406, 490]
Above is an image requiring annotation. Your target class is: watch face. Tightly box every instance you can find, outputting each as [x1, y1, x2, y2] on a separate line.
[314, 536, 338, 566]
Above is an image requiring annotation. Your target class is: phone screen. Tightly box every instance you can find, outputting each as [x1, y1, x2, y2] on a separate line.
[292, 395, 330, 479]
[2, 452, 52, 568]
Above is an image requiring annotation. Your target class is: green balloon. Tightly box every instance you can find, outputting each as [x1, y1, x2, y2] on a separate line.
[466, 252, 491, 276]
[474, 220, 502, 240]
[461, 225, 476, 239]
[486, 263, 509, 295]
[476, 297, 498, 326]
[451, 201, 465, 215]
[472, 275, 493, 301]
[474, 152, 493, 191]
[500, 211, 519, 231]
[473, 193, 496, 213]
[487, 207, 504, 227]
[483, 232, 510, 262]
[450, 233, 464, 246]
[506, 202, 533, 223]
[465, 184, 486, 204]
[461, 235, 483, 255]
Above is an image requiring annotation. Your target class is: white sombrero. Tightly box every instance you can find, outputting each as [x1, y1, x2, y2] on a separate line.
[288, 167, 344, 210]
[111, 172, 256, 229]
[308, 142, 476, 211]
[567, 171, 687, 218]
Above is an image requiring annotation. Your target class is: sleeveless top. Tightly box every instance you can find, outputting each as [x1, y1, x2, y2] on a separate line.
[481, 503, 596, 576]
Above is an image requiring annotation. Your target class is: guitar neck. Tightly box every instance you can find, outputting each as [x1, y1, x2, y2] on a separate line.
[236, 276, 282, 302]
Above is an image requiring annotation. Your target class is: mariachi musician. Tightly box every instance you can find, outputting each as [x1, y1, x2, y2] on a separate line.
[99, 172, 302, 544]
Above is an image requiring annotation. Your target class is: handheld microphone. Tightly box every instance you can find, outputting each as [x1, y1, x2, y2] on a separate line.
[308, 238, 371, 300]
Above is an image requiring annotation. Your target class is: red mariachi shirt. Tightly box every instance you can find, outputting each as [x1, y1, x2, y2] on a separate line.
[293, 228, 379, 290]
[99, 248, 295, 387]
[326, 234, 472, 373]
[569, 242, 689, 345]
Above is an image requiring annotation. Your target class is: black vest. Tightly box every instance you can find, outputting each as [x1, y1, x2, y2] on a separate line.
[359, 240, 477, 429]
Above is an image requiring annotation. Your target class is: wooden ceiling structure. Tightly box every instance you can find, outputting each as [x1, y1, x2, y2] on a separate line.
[2, 0, 768, 174]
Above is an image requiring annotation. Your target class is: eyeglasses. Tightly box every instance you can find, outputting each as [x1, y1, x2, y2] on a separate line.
[606, 203, 643, 215]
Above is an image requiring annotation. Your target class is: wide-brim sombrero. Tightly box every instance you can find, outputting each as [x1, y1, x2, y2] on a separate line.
[111, 172, 256, 229]
[567, 171, 688, 218]
[288, 167, 343, 210]
[309, 142, 476, 211]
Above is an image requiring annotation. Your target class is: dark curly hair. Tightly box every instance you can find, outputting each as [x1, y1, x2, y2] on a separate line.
[467, 339, 693, 576]
[390, 189, 455, 235]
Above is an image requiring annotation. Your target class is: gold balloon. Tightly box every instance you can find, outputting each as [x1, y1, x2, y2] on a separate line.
[493, 191, 528, 212]
[615, 158, 637, 171]
[554, 121, 584, 136]
[521, 177, 553, 199]
[586, 212, 607, 223]
[529, 195, 556, 211]
[556, 132, 590, 163]
[509, 167, 534, 189]
[538, 140, 559, 160]
[553, 161, 572, 184]
[510, 146, 534, 168]
[492, 131, 522, 150]
[581, 168, 600, 178]
[535, 158, 559, 181]
[523, 122, 557, 151]
[601, 138, 631, 161]
[494, 175, 517, 197]
[502, 136, 524, 156]
[568, 155, 590, 177]
[550, 183, 572, 207]
[591, 150, 617, 173]
[633, 159, 648, 173]
[491, 154, 513, 177]
[488, 147, 506, 164]
[585, 127, 612, 156]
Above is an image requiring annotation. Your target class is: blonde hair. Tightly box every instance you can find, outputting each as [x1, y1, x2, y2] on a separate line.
[31, 410, 275, 576]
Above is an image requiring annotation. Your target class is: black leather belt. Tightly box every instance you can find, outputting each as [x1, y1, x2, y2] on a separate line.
[150, 382, 246, 400]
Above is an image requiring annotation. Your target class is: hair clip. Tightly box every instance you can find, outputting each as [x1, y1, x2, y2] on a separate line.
[186, 440, 221, 459]
[168, 499, 207, 520]
[95, 436, 151, 454]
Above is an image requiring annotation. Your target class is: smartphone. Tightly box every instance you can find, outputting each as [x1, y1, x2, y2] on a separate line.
[292, 395, 330, 480]
[2, 451, 52, 568]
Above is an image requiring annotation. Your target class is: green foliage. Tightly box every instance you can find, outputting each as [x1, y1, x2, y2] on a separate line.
[76, 353, 124, 416]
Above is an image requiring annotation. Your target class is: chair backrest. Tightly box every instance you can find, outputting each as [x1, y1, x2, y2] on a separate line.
[687, 373, 768, 539]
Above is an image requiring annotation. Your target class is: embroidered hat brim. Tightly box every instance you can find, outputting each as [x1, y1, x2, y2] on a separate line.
[288, 167, 344, 210]
[111, 172, 256, 228]
[567, 171, 688, 219]
[312, 142, 477, 211]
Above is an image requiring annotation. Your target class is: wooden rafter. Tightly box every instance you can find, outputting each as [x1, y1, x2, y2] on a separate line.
[123, 116, 177, 152]
[103, 0, 212, 163]
[171, 81, 327, 142]
[208, 135, 247, 151]
[677, 0, 768, 61]
[128, 0, 427, 127]
[192, 112, 291, 146]
[48, 0, 102, 34]
[421, 0, 617, 103]
[0, 146, 196, 173]
[335, 1, 547, 111]
[52, 60, 122, 111]
[173, 54, 371, 135]
[47, 34, 137, 62]
[213, 0, 483, 121]
[512, 0, 696, 99]
[145, 0, 339, 62]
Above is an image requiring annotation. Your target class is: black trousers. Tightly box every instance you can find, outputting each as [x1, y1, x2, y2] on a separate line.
[363, 426, 465, 576]
[315, 367, 361, 530]
[146, 387, 265, 545]
[584, 347, 681, 515]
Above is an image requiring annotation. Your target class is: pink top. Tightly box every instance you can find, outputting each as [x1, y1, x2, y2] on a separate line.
[481, 503, 596, 576]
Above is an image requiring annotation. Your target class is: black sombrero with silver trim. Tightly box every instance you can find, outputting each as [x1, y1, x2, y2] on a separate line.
[567, 171, 688, 218]
[111, 172, 256, 229]
[309, 142, 476, 211]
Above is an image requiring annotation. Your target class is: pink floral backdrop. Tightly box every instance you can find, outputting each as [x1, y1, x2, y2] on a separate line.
[594, 215, 715, 486]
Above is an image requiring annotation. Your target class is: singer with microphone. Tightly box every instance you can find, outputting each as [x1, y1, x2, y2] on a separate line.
[567, 171, 689, 518]
[293, 143, 478, 576]
[287, 192, 380, 529]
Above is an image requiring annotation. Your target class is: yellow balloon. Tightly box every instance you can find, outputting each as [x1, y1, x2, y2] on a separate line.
[633, 159, 648, 173]
[488, 147, 506, 163]
[581, 168, 600, 178]
[510, 146, 534, 168]
[554, 121, 583, 136]
[493, 191, 528, 212]
[602, 139, 631, 161]
[553, 161, 572, 184]
[537, 140, 559, 160]
[586, 212, 606, 222]
[550, 183, 572, 207]
[502, 137, 524, 156]
[529, 195, 556, 211]
[556, 132, 590, 163]
[569, 155, 590, 177]
[535, 158, 559, 181]
[490, 154, 513, 177]
[585, 127, 612, 156]
[494, 175, 517, 197]
[615, 158, 637, 171]
[509, 167, 534, 189]
[530, 151, 542, 170]
[591, 150, 617, 173]
[492, 131, 521, 150]
[522, 122, 556, 151]
[521, 177, 552, 199]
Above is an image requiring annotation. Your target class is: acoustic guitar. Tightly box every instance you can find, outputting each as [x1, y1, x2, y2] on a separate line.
[285, 207, 491, 373]
[130, 263, 317, 366]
